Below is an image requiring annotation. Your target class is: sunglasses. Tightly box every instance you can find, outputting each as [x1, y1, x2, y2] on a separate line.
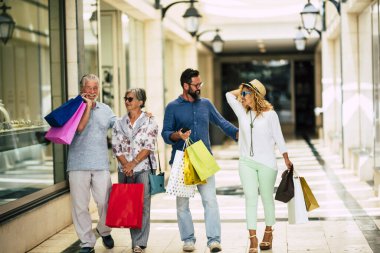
[241, 91, 252, 97]
[124, 97, 134, 102]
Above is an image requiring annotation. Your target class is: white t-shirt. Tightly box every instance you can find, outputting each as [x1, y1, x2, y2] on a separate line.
[226, 92, 287, 170]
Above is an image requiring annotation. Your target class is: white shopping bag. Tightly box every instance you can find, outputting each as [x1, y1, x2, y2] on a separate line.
[166, 150, 196, 198]
[287, 174, 308, 224]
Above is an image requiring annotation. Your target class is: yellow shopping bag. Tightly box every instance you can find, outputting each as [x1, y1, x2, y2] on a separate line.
[300, 177, 319, 212]
[185, 139, 221, 181]
[183, 150, 207, 185]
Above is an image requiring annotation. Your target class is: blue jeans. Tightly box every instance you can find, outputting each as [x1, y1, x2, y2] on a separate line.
[176, 175, 221, 246]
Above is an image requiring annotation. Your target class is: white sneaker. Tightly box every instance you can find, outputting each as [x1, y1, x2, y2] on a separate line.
[183, 241, 195, 252]
[209, 241, 222, 252]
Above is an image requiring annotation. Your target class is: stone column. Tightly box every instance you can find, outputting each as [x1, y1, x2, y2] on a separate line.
[184, 43, 198, 69]
[321, 33, 341, 154]
[355, 6, 374, 181]
[340, 6, 360, 167]
[144, 19, 167, 164]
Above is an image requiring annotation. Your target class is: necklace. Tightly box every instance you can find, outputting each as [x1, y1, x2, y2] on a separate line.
[249, 111, 257, 157]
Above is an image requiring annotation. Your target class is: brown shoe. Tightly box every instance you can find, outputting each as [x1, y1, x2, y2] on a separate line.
[259, 229, 273, 250]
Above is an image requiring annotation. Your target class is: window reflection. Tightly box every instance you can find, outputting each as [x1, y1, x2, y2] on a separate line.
[221, 60, 292, 124]
[0, 0, 53, 205]
[83, 0, 99, 75]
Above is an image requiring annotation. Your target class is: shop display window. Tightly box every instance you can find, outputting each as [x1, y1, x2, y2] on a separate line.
[0, 0, 62, 207]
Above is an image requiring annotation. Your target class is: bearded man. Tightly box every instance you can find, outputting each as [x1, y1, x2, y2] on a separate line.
[161, 68, 238, 252]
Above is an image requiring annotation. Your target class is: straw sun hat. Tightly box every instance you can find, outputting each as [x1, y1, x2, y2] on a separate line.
[242, 79, 266, 97]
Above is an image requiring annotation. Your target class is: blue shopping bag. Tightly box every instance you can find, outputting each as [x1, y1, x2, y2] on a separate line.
[44, 95, 83, 127]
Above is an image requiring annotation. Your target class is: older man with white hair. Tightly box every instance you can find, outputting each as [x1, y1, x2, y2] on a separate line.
[67, 74, 116, 253]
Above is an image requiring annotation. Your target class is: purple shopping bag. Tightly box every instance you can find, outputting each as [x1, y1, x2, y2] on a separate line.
[45, 102, 86, 144]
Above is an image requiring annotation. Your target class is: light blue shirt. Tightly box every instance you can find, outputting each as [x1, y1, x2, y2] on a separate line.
[67, 102, 116, 171]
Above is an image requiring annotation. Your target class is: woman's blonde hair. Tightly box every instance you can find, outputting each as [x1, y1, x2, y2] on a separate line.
[239, 84, 273, 116]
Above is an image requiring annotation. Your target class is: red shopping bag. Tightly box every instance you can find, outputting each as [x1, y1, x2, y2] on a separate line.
[45, 102, 86, 144]
[105, 183, 144, 229]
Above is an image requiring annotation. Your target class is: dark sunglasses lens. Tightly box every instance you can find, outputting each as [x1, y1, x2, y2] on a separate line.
[242, 91, 251, 97]
[124, 97, 134, 102]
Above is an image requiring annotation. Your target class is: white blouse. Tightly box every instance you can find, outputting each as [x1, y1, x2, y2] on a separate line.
[226, 92, 287, 170]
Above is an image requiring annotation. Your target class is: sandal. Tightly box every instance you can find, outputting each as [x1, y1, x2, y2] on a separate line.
[259, 229, 273, 250]
[248, 234, 258, 253]
[133, 246, 144, 253]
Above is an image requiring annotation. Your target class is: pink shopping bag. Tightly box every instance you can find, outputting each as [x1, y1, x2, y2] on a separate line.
[45, 102, 86, 144]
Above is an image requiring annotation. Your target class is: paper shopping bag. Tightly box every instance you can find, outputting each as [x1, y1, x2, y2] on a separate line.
[287, 175, 308, 224]
[44, 95, 83, 127]
[106, 183, 144, 228]
[184, 149, 206, 185]
[45, 102, 86, 144]
[275, 169, 294, 203]
[185, 139, 220, 181]
[300, 177, 319, 212]
[166, 150, 196, 198]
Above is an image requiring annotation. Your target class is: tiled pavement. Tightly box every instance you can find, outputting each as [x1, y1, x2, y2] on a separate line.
[28, 138, 380, 253]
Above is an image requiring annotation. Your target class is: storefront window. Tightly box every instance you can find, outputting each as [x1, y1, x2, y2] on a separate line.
[82, 0, 99, 75]
[0, 0, 62, 207]
[221, 60, 292, 124]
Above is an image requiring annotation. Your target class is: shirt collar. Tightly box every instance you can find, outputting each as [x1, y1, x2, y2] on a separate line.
[92, 101, 100, 110]
[178, 95, 201, 103]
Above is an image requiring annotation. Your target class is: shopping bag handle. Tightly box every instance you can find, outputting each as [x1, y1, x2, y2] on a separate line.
[292, 168, 300, 178]
[148, 141, 162, 175]
[184, 138, 194, 148]
[147, 117, 162, 174]
[148, 155, 155, 174]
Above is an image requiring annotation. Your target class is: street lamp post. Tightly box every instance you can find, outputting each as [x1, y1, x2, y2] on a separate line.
[294, 26, 307, 51]
[155, 0, 202, 36]
[300, 0, 341, 33]
[211, 29, 224, 53]
[196, 29, 224, 53]
[0, 1, 16, 45]
[300, 0, 320, 34]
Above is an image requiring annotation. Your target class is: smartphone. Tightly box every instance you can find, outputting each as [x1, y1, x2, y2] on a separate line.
[181, 127, 190, 133]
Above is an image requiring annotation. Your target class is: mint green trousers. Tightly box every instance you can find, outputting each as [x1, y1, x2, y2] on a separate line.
[239, 157, 278, 230]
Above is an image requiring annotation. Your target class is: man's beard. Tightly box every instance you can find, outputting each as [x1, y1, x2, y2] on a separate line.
[189, 89, 200, 100]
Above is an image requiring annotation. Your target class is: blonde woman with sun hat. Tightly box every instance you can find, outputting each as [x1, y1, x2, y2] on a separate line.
[226, 79, 293, 252]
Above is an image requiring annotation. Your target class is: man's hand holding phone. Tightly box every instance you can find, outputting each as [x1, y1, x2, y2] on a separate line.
[179, 127, 191, 140]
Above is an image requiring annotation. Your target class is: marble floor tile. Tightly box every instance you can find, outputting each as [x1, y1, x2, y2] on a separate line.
[27, 139, 380, 253]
